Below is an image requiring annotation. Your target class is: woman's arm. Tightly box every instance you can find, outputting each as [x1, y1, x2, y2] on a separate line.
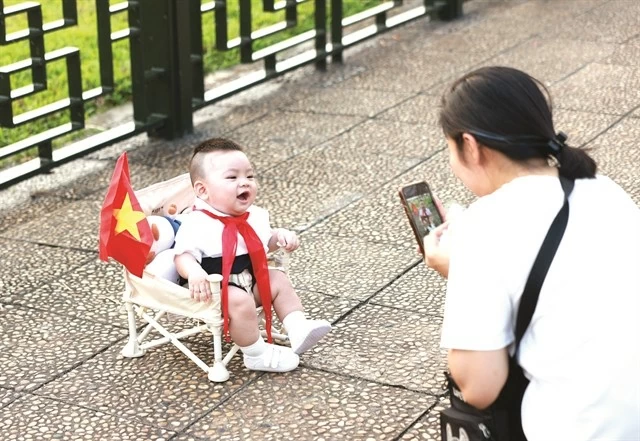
[448, 347, 509, 409]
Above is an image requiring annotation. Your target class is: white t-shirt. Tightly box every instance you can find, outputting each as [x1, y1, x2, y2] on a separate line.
[173, 198, 272, 262]
[440, 175, 640, 441]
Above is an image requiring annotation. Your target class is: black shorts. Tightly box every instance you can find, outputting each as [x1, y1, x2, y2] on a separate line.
[179, 254, 256, 290]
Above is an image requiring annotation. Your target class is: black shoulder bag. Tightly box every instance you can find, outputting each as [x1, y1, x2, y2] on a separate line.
[440, 176, 575, 441]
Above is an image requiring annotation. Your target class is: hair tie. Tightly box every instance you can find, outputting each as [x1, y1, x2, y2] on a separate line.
[548, 132, 567, 157]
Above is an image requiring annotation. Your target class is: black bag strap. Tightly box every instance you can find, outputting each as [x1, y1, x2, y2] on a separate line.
[514, 176, 575, 350]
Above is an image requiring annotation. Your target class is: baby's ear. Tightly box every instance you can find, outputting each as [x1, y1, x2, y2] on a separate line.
[193, 180, 207, 199]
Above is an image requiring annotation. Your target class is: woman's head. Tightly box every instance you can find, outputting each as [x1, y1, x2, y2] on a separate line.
[439, 66, 596, 193]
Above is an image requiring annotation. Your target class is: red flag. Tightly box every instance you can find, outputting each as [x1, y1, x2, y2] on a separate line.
[99, 152, 152, 277]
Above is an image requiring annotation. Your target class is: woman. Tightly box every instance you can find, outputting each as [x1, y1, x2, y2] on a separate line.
[425, 66, 639, 440]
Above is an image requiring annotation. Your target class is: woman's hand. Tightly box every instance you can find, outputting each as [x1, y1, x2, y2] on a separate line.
[423, 222, 451, 278]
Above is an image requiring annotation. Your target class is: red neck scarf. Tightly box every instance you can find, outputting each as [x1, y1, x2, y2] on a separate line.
[197, 209, 273, 343]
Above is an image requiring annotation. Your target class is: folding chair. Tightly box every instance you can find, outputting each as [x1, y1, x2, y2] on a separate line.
[120, 174, 289, 382]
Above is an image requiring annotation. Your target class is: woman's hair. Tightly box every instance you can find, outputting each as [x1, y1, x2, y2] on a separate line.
[189, 138, 244, 183]
[439, 66, 596, 180]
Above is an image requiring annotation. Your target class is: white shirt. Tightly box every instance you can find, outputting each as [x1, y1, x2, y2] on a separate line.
[173, 198, 272, 262]
[440, 175, 640, 441]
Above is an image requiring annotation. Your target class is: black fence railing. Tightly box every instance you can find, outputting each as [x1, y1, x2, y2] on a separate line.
[0, 0, 462, 189]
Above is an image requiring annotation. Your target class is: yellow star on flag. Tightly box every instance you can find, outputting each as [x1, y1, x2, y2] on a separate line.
[113, 192, 146, 241]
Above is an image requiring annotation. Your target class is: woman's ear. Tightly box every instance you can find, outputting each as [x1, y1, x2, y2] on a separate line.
[461, 133, 483, 166]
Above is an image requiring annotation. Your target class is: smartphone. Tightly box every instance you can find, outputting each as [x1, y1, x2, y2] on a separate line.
[398, 181, 444, 255]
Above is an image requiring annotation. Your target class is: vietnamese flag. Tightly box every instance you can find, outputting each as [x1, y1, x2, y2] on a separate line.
[99, 152, 152, 277]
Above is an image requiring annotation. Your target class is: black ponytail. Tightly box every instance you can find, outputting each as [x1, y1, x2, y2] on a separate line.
[557, 145, 597, 180]
[439, 66, 597, 179]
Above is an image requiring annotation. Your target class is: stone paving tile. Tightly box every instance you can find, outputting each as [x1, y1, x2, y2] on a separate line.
[486, 37, 616, 85]
[400, 397, 450, 441]
[322, 118, 445, 159]
[0, 194, 71, 234]
[315, 152, 475, 248]
[310, 180, 417, 249]
[285, 86, 415, 117]
[284, 61, 369, 90]
[289, 231, 418, 301]
[85, 132, 210, 178]
[404, 14, 538, 59]
[2, 160, 175, 211]
[371, 264, 446, 317]
[36, 344, 258, 432]
[1, 258, 127, 328]
[492, 0, 608, 21]
[0, 199, 102, 252]
[302, 304, 448, 395]
[256, 177, 363, 232]
[312, 151, 474, 247]
[601, 36, 640, 67]
[0, 394, 174, 440]
[552, 109, 621, 147]
[0, 240, 94, 298]
[260, 132, 425, 190]
[552, 0, 640, 44]
[212, 75, 320, 110]
[0, 305, 126, 391]
[226, 111, 366, 170]
[376, 93, 442, 126]
[178, 368, 437, 441]
[0, 388, 20, 410]
[85, 132, 155, 161]
[550, 63, 640, 115]
[586, 117, 640, 204]
[0, 159, 107, 213]
[294, 289, 359, 325]
[339, 50, 479, 93]
[192, 103, 269, 133]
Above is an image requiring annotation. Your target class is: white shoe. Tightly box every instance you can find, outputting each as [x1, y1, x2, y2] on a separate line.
[243, 344, 299, 373]
[288, 319, 332, 354]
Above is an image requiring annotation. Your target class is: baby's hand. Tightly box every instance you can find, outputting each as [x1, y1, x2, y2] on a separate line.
[188, 268, 211, 302]
[275, 228, 299, 252]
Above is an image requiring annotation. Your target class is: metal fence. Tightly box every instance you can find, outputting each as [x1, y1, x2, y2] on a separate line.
[0, 0, 462, 189]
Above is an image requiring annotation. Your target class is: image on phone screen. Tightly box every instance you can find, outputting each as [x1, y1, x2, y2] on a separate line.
[399, 182, 444, 255]
[405, 192, 443, 240]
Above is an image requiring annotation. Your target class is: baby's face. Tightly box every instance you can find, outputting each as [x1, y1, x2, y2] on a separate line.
[198, 150, 257, 216]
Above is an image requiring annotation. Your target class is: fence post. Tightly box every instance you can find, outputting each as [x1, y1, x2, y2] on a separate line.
[128, 0, 194, 139]
[331, 0, 343, 63]
[438, 0, 463, 21]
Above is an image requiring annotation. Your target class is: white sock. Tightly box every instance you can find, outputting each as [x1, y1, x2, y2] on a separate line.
[239, 337, 267, 357]
[282, 310, 307, 334]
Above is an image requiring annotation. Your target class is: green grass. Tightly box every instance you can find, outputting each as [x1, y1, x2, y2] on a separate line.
[0, 0, 382, 165]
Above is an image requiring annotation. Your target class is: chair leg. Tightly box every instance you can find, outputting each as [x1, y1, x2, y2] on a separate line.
[122, 302, 145, 358]
[208, 326, 230, 382]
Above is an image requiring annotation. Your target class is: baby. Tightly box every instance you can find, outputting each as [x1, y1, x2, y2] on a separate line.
[174, 138, 331, 373]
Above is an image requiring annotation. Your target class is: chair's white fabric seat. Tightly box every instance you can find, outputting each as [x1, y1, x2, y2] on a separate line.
[124, 270, 223, 325]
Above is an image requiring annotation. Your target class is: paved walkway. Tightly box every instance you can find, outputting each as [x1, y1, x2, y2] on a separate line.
[1, 0, 639, 439]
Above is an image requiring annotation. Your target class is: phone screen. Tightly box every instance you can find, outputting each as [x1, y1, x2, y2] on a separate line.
[399, 182, 444, 253]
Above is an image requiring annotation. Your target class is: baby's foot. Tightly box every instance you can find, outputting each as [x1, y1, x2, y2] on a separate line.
[288, 319, 332, 354]
[243, 344, 299, 372]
